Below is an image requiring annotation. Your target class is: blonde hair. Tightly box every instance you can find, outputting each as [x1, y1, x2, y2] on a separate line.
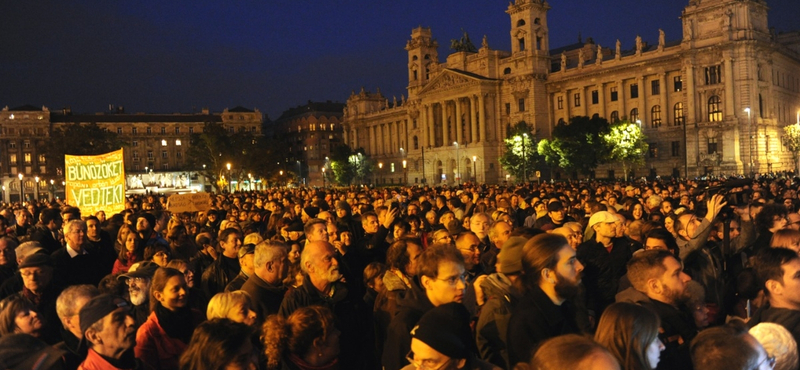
[207, 291, 253, 320]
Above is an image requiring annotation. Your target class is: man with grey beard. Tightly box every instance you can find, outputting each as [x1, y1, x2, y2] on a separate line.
[279, 240, 372, 370]
[116, 261, 158, 328]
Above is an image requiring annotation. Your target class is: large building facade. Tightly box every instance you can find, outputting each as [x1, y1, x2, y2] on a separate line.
[341, 0, 800, 184]
[0, 105, 263, 202]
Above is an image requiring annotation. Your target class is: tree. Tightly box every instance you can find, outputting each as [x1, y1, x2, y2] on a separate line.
[603, 120, 649, 180]
[783, 123, 800, 174]
[499, 121, 540, 182]
[37, 123, 125, 177]
[537, 115, 610, 177]
[327, 144, 373, 186]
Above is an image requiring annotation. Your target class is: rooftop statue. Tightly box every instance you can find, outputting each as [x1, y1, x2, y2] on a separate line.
[450, 29, 478, 53]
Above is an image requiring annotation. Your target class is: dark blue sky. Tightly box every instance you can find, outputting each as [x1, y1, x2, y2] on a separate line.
[1, 0, 796, 119]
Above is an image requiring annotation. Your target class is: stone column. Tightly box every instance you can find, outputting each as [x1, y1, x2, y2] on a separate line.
[724, 54, 735, 118]
[639, 76, 647, 125]
[470, 96, 478, 144]
[598, 83, 606, 118]
[428, 104, 436, 147]
[420, 105, 428, 149]
[455, 98, 463, 145]
[565, 91, 571, 118]
[618, 80, 626, 119]
[478, 94, 486, 142]
[441, 101, 450, 146]
[659, 73, 668, 125]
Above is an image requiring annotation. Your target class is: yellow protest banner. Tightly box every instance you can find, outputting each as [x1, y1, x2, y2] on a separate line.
[167, 193, 211, 213]
[65, 149, 126, 216]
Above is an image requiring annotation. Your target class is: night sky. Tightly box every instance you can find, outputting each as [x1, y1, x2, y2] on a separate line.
[1, 0, 796, 120]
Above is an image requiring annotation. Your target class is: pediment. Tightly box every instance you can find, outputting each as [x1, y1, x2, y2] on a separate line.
[418, 69, 490, 95]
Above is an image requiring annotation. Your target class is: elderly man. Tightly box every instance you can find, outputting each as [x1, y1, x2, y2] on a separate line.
[280, 240, 371, 370]
[78, 294, 142, 369]
[13, 253, 63, 344]
[224, 242, 255, 292]
[55, 284, 100, 368]
[240, 240, 288, 320]
[52, 219, 106, 287]
[117, 261, 158, 328]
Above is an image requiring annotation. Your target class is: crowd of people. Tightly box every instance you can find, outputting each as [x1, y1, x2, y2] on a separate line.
[1, 176, 800, 370]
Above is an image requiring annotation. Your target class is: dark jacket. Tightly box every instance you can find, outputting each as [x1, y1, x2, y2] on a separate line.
[239, 273, 286, 321]
[51, 246, 106, 287]
[224, 271, 249, 292]
[29, 225, 62, 253]
[748, 302, 800, 347]
[576, 237, 632, 316]
[201, 255, 239, 297]
[374, 270, 412, 365]
[476, 273, 520, 369]
[382, 277, 434, 370]
[506, 285, 580, 367]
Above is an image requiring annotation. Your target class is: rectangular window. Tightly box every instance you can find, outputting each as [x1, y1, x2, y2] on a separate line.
[23, 140, 30, 149]
[591, 90, 599, 105]
[705, 65, 721, 85]
[573, 93, 580, 107]
[518, 98, 525, 112]
[505, 103, 511, 115]
[132, 128, 138, 135]
[674, 76, 682, 92]
[610, 87, 618, 101]
[648, 143, 658, 158]
[38, 154, 46, 164]
[176, 151, 182, 159]
[9, 154, 17, 165]
[671, 141, 680, 157]
[117, 127, 123, 134]
[651, 80, 660, 95]
[189, 127, 194, 134]
[161, 150, 168, 159]
[147, 150, 153, 160]
[160, 127, 166, 134]
[133, 151, 139, 161]
[708, 138, 718, 154]
[630, 84, 639, 99]
[9, 142, 16, 149]
[163, 163, 169, 170]
[24, 153, 31, 164]
[175, 127, 180, 134]
[557, 96, 564, 109]
[146, 127, 152, 134]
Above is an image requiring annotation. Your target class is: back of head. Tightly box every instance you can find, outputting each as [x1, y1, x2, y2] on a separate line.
[626, 250, 673, 292]
[207, 291, 252, 320]
[750, 322, 799, 370]
[690, 322, 760, 370]
[179, 318, 255, 370]
[594, 302, 660, 370]
[262, 306, 336, 370]
[415, 243, 465, 279]
[530, 334, 620, 370]
[254, 240, 287, 268]
[519, 233, 568, 290]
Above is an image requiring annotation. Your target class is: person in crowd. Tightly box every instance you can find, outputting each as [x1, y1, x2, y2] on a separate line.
[403, 302, 499, 370]
[357, 209, 396, 272]
[12, 252, 62, 344]
[690, 321, 774, 370]
[29, 208, 63, 253]
[0, 333, 69, 370]
[201, 228, 242, 297]
[594, 302, 664, 370]
[167, 224, 197, 262]
[476, 236, 525, 369]
[112, 229, 143, 274]
[0, 236, 17, 285]
[526, 334, 621, 370]
[750, 322, 799, 370]
[52, 219, 107, 287]
[54, 284, 100, 368]
[135, 213, 167, 248]
[191, 232, 217, 274]
[750, 246, 800, 345]
[616, 250, 695, 370]
[0, 294, 43, 337]
[483, 221, 511, 274]
[179, 318, 258, 370]
[117, 261, 159, 328]
[240, 240, 289, 321]
[578, 211, 633, 318]
[674, 193, 727, 259]
[770, 228, 800, 253]
[469, 213, 492, 254]
[166, 259, 207, 313]
[263, 305, 340, 370]
[206, 291, 257, 326]
[78, 294, 142, 370]
[363, 261, 386, 309]
[684, 280, 710, 330]
[532, 201, 573, 231]
[383, 243, 467, 370]
[752, 203, 788, 254]
[225, 242, 255, 292]
[143, 242, 171, 268]
[507, 233, 584, 367]
[10, 208, 33, 241]
[85, 215, 117, 268]
[135, 267, 203, 370]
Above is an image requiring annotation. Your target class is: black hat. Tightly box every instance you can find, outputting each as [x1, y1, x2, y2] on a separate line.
[136, 212, 156, 228]
[0, 333, 68, 370]
[18, 253, 52, 269]
[117, 261, 159, 281]
[287, 222, 304, 232]
[303, 206, 320, 218]
[238, 243, 256, 259]
[335, 201, 351, 211]
[547, 201, 565, 212]
[411, 302, 476, 360]
[79, 294, 130, 336]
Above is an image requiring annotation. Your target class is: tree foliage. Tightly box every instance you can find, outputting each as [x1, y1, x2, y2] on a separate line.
[37, 123, 125, 176]
[783, 123, 800, 173]
[603, 120, 648, 180]
[537, 115, 610, 176]
[499, 121, 540, 181]
[327, 144, 373, 186]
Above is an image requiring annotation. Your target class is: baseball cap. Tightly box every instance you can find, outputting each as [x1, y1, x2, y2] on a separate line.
[238, 243, 256, 259]
[79, 294, 130, 335]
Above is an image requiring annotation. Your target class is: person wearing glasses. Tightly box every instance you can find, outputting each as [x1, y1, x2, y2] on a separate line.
[117, 261, 159, 328]
[507, 233, 584, 368]
[52, 219, 106, 287]
[383, 243, 468, 370]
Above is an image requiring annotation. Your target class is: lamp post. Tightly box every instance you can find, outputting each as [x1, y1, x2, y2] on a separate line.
[34, 176, 39, 200]
[378, 162, 384, 185]
[226, 162, 232, 193]
[402, 160, 407, 185]
[472, 156, 477, 182]
[49, 179, 54, 201]
[522, 134, 528, 183]
[745, 107, 753, 177]
[18, 173, 23, 202]
[453, 141, 460, 184]
[322, 167, 326, 188]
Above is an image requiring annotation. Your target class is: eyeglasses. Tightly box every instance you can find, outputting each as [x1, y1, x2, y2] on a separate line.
[756, 354, 776, 369]
[406, 350, 452, 370]
[435, 273, 468, 286]
[126, 277, 148, 286]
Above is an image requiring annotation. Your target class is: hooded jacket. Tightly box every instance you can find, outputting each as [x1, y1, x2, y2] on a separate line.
[476, 273, 520, 369]
[382, 277, 434, 370]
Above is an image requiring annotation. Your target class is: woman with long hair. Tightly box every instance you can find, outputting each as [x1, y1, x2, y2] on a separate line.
[179, 318, 258, 370]
[594, 302, 664, 370]
[112, 230, 144, 274]
[136, 267, 203, 370]
[0, 295, 42, 337]
[262, 306, 340, 370]
[115, 224, 135, 254]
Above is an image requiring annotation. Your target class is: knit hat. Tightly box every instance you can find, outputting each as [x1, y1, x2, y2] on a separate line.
[79, 294, 130, 335]
[411, 302, 476, 360]
[18, 253, 52, 269]
[588, 211, 617, 227]
[136, 212, 156, 228]
[0, 334, 68, 370]
[303, 206, 320, 219]
[335, 200, 350, 211]
[498, 237, 526, 274]
[287, 222, 304, 232]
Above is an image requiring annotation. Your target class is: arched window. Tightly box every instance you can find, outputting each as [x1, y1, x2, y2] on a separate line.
[424, 54, 430, 60]
[412, 55, 418, 61]
[534, 18, 540, 25]
[503, 68, 512, 75]
[651, 105, 662, 128]
[413, 136, 419, 150]
[708, 96, 722, 122]
[610, 111, 619, 123]
[630, 108, 639, 123]
[517, 19, 526, 27]
[673, 102, 684, 126]
[519, 38, 526, 51]
[557, 118, 566, 125]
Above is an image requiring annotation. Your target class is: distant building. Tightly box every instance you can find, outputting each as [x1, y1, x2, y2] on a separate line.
[341, 0, 800, 183]
[272, 101, 345, 187]
[0, 105, 262, 202]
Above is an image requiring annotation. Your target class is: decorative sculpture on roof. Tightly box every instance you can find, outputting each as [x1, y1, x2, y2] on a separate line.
[615, 39, 621, 59]
[450, 29, 478, 53]
[658, 29, 665, 48]
[561, 53, 567, 71]
[635, 35, 643, 54]
[482, 35, 488, 49]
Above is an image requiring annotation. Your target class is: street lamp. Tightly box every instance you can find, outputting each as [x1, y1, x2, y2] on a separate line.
[378, 162, 384, 185]
[402, 159, 407, 185]
[322, 167, 326, 188]
[18, 173, 23, 202]
[453, 141, 460, 184]
[34, 176, 39, 200]
[472, 156, 477, 182]
[745, 107, 753, 177]
[49, 179, 55, 201]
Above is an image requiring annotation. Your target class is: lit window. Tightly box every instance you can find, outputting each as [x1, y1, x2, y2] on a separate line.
[175, 139, 181, 146]
[630, 108, 639, 122]
[708, 96, 722, 122]
[673, 103, 684, 126]
[161, 140, 167, 146]
[651, 105, 662, 128]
